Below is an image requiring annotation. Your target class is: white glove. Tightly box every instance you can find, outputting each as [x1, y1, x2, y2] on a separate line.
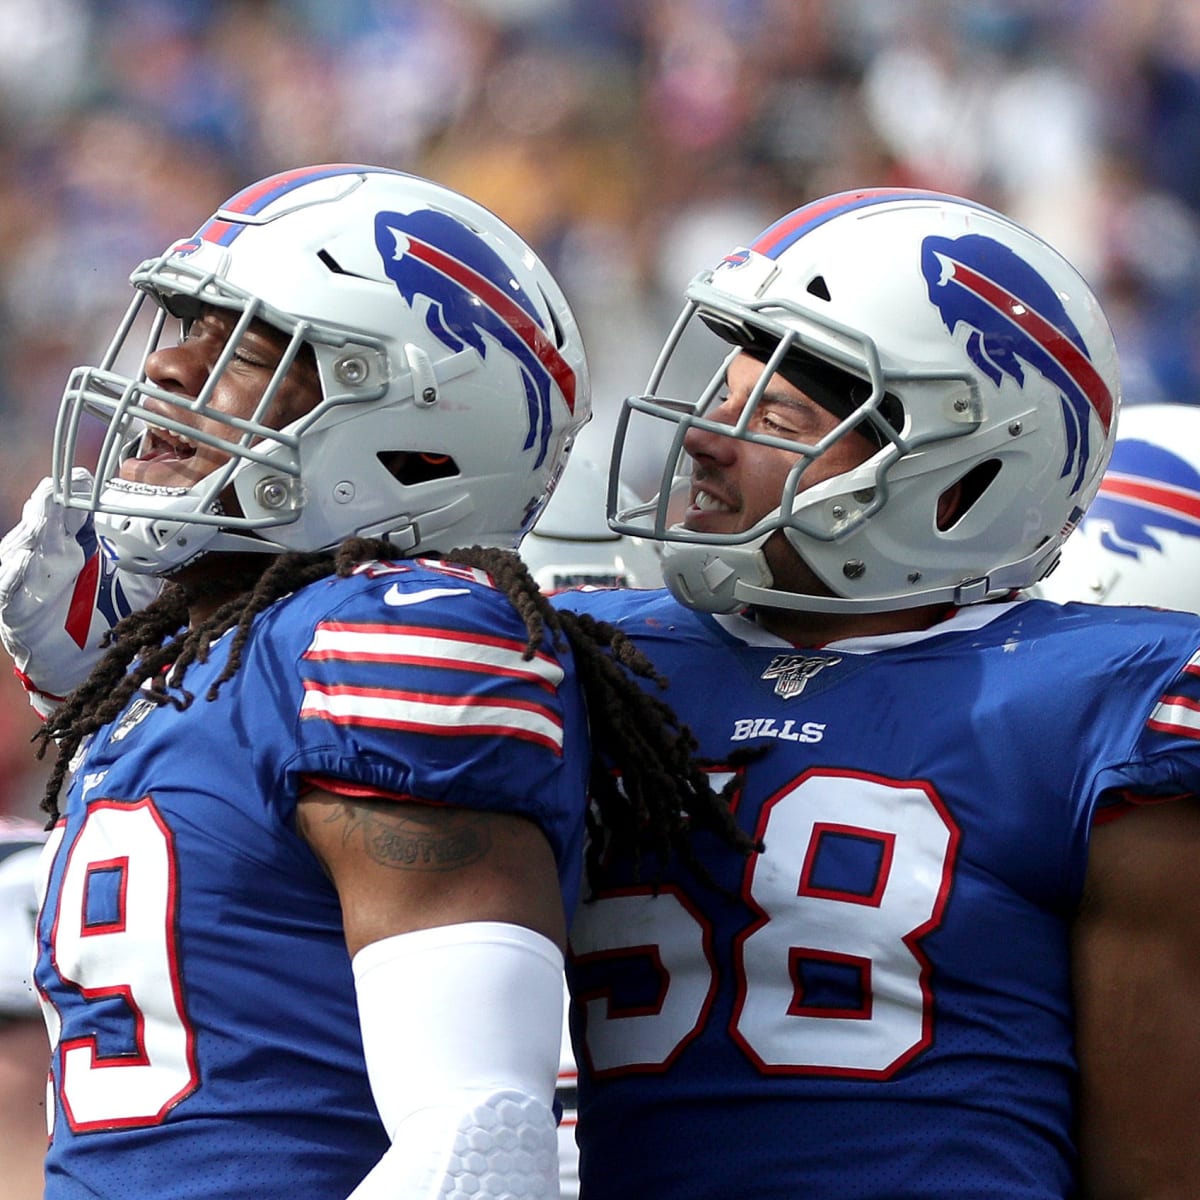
[0, 470, 162, 717]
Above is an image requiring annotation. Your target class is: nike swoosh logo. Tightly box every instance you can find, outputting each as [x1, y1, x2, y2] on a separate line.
[383, 583, 471, 606]
[81, 770, 108, 797]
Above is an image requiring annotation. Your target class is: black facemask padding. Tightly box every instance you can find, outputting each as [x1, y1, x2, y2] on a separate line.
[703, 315, 903, 448]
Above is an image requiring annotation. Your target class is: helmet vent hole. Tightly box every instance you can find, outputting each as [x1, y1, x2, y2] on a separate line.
[318, 249, 367, 280]
[938, 458, 1002, 531]
[806, 275, 832, 301]
[378, 451, 460, 485]
[539, 287, 566, 347]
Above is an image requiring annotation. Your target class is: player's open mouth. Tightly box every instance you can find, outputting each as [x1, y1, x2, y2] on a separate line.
[117, 421, 210, 487]
[136, 425, 198, 464]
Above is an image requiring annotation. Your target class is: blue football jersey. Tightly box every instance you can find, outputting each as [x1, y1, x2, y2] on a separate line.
[35, 559, 589, 1200]
[554, 589, 1200, 1200]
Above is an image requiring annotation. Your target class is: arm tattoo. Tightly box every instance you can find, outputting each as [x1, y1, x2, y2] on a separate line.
[333, 802, 493, 872]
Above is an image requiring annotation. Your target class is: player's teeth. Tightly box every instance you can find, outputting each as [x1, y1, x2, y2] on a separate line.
[696, 490, 730, 512]
[159, 428, 196, 451]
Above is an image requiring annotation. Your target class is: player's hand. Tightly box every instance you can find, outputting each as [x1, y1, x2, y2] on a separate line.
[0, 470, 162, 717]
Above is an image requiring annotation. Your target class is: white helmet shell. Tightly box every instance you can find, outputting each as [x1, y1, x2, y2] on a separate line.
[1032, 403, 1200, 613]
[52, 165, 590, 574]
[610, 188, 1120, 614]
[520, 455, 663, 591]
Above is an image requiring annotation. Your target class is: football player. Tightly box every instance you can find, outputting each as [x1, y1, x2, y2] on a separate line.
[554, 189, 1200, 1198]
[0, 165, 740, 1199]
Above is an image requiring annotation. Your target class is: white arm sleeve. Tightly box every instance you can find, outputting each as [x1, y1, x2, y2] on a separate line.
[347, 921, 564, 1200]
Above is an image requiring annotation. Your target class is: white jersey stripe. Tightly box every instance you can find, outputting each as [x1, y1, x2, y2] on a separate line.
[1148, 694, 1200, 740]
[303, 621, 563, 691]
[300, 682, 564, 753]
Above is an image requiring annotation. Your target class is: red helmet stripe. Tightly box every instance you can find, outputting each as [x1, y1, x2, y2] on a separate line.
[1100, 473, 1200, 524]
[945, 258, 1114, 433]
[404, 235, 577, 412]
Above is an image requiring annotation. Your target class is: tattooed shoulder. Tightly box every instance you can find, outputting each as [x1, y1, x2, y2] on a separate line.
[334, 800, 493, 872]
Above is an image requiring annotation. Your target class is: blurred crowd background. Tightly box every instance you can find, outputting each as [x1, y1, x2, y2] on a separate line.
[2, 0, 1200, 817]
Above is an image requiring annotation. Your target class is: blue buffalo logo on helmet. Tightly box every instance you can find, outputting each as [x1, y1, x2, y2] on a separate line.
[1083, 434, 1200, 561]
[375, 210, 577, 470]
[921, 233, 1114, 496]
[169, 238, 204, 259]
[64, 522, 143, 649]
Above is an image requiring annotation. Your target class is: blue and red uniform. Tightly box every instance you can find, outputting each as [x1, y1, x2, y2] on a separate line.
[556, 589, 1200, 1200]
[35, 560, 588, 1199]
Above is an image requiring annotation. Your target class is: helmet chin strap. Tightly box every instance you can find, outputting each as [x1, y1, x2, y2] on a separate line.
[98, 523, 283, 578]
[659, 519, 1051, 616]
[353, 493, 476, 556]
[660, 539, 946, 616]
[98, 484, 490, 577]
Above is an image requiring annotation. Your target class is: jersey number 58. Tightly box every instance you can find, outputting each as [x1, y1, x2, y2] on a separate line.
[570, 769, 959, 1078]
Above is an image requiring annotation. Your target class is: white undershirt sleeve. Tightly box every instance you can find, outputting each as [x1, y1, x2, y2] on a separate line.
[346, 920, 564, 1200]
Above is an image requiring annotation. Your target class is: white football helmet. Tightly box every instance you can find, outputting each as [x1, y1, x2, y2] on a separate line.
[609, 188, 1120, 614]
[51, 165, 590, 575]
[1031, 403, 1200, 612]
[520, 454, 663, 592]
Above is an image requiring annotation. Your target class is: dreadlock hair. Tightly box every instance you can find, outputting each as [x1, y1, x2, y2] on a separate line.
[35, 538, 756, 887]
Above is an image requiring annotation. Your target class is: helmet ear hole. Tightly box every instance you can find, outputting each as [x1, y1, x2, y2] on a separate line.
[377, 451, 460, 485]
[937, 458, 1002, 531]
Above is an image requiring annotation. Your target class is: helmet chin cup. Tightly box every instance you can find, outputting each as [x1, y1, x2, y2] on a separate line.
[660, 539, 774, 613]
[94, 497, 222, 575]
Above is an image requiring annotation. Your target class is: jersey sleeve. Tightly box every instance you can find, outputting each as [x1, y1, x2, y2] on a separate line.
[277, 562, 589, 865]
[1094, 644, 1200, 809]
